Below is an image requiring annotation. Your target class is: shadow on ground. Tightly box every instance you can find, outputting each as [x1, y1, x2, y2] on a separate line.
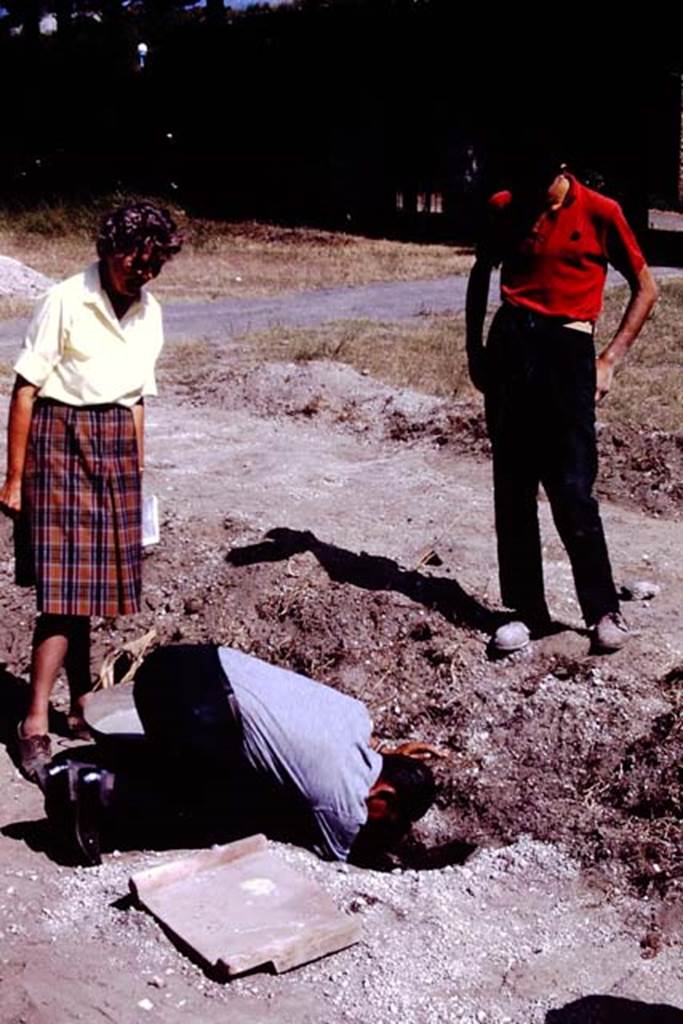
[227, 526, 500, 632]
[547, 995, 683, 1023]
[0, 665, 28, 748]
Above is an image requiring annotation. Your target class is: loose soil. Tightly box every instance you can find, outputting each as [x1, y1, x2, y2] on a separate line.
[0, 296, 681, 1021]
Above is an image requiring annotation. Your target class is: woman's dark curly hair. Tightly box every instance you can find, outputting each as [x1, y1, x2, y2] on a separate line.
[96, 201, 182, 260]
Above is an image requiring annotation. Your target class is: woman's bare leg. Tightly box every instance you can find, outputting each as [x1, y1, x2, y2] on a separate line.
[22, 614, 77, 738]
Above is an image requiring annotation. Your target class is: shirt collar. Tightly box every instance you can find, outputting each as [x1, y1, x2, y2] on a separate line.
[83, 261, 149, 324]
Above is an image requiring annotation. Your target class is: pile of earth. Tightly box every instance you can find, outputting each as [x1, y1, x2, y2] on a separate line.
[3, 506, 677, 926]
[164, 355, 683, 520]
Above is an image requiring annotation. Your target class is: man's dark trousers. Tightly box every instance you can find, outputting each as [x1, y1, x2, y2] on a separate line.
[484, 303, 620, 627]
[103, 645, 247, 846]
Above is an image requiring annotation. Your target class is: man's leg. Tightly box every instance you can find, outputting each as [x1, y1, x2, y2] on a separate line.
[134, 643, 241, 762]
[543, 438, 620, 626]
[485, 307, 551, 632]
[42, 751, 225, 865]
[42, 643, 249, 863]
[540, 329, 620, 628]
[132, 643, 247, 841]
[490, 446, 550, 627]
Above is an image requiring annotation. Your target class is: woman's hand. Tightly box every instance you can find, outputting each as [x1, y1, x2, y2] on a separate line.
[2, 376, 39, 516]
[0, 476, 22, 516]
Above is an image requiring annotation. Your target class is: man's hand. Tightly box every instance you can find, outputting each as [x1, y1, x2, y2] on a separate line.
[595, 265, 658, 403]
[466, 258, 493, 394]
[374, 739, 450, 761]
[0, 476, 22, 516]
[467, 347, 488, 393]
[595, 352, 615, 403]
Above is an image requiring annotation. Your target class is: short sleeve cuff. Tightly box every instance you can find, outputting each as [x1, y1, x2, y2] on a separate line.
[13, 349, 55, 387]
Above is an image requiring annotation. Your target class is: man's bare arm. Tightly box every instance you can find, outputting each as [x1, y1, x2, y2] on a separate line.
[596, 265, 658, 401]
[0, 376, 39, 515]
[465, 257, 493, 393]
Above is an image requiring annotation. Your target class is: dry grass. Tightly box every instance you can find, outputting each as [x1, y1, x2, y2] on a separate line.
[237, 280, 682, 433]
[1, 198, 677, 435]
[237, 313, 475, 398]
[158, 220, 472, 301]
[0, 203, 472, 305]
[0, 296, 33, 321]
[0, 203, 98, 282]
[596, 281, 683, 434]
[158, 338, 219, 378]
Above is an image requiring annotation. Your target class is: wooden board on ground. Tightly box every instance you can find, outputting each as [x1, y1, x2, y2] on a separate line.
[129, 835, 361, 977]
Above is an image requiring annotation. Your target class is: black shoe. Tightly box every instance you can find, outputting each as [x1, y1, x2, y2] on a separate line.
[42, 761, 108, 867]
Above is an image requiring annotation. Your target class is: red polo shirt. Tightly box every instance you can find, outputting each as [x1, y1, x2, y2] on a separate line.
[480, 174, 646, 321]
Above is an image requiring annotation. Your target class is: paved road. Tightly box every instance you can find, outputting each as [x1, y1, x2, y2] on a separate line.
[0, 266, 681, 355]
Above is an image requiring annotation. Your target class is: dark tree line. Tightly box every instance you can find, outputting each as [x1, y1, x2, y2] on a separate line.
[0, 0, 679, 236]
[2, 1, 228, 37]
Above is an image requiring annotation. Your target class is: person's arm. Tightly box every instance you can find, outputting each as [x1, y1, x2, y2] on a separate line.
[132, 400, 144, 475]
[0, 376, 40, 515]
[465, 256, 493, 392]
[595, 265, 658, 401]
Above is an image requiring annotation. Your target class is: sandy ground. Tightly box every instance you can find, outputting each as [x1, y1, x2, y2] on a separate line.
[0, 285, 681, 1023]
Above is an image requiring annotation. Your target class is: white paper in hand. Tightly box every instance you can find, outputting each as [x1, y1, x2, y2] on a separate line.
[142, 495, 160, 547]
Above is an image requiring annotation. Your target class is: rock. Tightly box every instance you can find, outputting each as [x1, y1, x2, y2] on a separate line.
[619, 580, 661, 601]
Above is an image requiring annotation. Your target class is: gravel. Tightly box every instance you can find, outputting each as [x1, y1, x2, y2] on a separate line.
[35, 834, 679, 1024]
[0, 255, 52, 298]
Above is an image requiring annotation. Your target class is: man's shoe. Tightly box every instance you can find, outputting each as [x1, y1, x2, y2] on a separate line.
[15, 725, 52, 783]
[492, 621, 531, 654]
[593, 612, 631, 653]
[42, 761, 106, 866]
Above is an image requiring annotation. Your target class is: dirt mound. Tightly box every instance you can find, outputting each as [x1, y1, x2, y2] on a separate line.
[174, 357, 457, 444]
[169, 356, 682, 519]
[0, 254, 52, 298]
[19, 511, 671, 912]
[597, 422, 683, 519]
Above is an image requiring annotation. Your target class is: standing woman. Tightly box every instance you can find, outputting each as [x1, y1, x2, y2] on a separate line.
[0, 202, 182, 780]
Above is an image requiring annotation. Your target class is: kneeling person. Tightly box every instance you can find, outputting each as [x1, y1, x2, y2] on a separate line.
[42, 644, 436, 866]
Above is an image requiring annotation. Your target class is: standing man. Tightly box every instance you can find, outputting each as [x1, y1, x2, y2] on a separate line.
[466, 153, 658, 654]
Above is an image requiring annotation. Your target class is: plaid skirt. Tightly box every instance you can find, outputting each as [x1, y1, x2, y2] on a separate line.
[16, 400, 142, 617]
